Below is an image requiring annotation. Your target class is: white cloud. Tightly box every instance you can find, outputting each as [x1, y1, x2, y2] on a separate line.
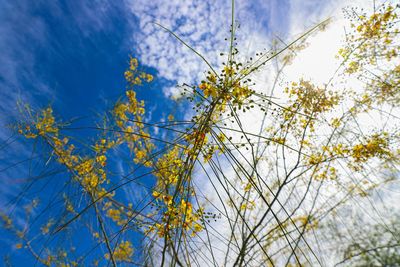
[128, 0, 290, 97]
[127, 0, 361, 97]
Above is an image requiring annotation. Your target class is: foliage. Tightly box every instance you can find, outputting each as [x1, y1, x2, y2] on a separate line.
[1, 1, 400, 266]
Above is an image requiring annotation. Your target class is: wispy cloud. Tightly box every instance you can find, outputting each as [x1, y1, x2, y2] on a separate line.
[0, 1, 50, 132]
[0, 0, 131, 129]
[0, 0, 132, 207]
[127, 0, 290, 97]
[127, 0, 351, 98]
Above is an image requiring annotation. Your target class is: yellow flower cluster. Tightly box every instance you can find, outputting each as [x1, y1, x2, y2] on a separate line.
[35, 107, 58, 136]
[73, 156, 108, 194]
[198, 62, 253, 108]
[199, 80, 218, 98]
[285, 80, 340, 115]
[18, 107, 58, 138]
[308, 153, 324, 165]
[93, 138, 114, 153]
[351, 134, 392, 163]
[355, 5, 396, 39]
[314, 166, 337, 181]
[111, 58, 157, 170]
[124, 57, 153, 86]
[309, 133, 393, 180]
[340, 4, 400, 104]
[106, 208, 121, 223]
[321, 143, 346, 156]
[18, 107, 113, 196]
[148, 195, 203, 238]
[105, 241, 133, 262]
[154, 146, 183, 186]
[103, 201, 134, 226]
[369, 64, 400, 104]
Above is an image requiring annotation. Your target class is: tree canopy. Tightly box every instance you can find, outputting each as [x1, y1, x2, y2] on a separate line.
[1, 1, 400, 266]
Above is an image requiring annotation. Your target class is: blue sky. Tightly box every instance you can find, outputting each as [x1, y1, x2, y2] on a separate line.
[0, 0, 333, 126]
[0, 0, 345, 265]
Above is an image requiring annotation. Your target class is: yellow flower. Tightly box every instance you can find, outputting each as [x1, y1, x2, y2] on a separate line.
[107, 209, 121, 223]
[152, 191, 161, 198]
[105, 241, 133, 262]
